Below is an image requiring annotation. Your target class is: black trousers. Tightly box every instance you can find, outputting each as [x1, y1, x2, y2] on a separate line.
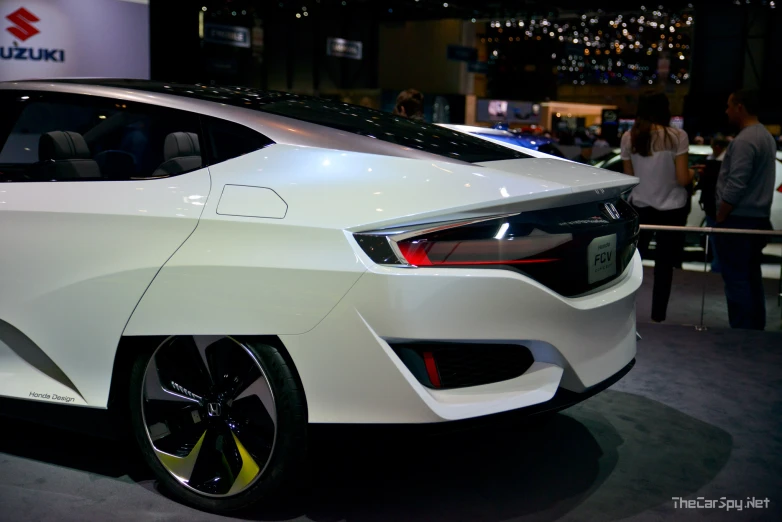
[633, 204, 688, 322]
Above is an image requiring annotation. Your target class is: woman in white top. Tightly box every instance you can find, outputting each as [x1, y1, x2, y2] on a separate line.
[621, 93, 694, 322]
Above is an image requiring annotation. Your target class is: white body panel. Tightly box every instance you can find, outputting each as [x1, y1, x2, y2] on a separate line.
[279, 252, 641, 423]
[120, 144, 640, 423]
[0, 81, 642, 423]
[0, 171, 210, 405]
[125, 145, 637, 337]
[216, 185, 288, 219]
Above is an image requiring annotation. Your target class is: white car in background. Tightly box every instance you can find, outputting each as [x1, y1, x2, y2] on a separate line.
[0, 79, 641, 512]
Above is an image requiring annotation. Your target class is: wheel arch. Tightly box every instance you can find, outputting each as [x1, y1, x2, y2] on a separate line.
[107, 334, 308, 422]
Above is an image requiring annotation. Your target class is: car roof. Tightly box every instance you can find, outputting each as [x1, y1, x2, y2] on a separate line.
[1, 79, 530, 164]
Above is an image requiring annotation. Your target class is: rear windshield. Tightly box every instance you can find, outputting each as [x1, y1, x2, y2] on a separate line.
[254, 98, 530, 163]
[51, 80, 531, 164]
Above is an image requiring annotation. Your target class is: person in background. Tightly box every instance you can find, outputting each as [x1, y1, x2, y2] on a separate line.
[593, 135, 610, 148]
[573, 142, 594, 164]
[694, 134, 705, 145]
[622, 93, 694, 322]
[695, 135, 730, 272]
[393, 89, 425, 121]
[558, 131, 575, 146]
[715, 89, 776, 330]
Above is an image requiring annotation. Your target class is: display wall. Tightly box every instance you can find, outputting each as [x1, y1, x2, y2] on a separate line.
[0, 0, 149, 82]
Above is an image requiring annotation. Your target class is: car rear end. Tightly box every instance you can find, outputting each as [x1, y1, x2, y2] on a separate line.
[278, 157, 642, 424]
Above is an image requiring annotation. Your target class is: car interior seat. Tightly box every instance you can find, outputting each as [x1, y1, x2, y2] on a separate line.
[37, 131, 101, 180]
[94, 150, 136, 180]
[149, 132, 202, 178]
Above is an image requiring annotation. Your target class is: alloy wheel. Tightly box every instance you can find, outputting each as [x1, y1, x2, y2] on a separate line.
[141, 336, 277, 497]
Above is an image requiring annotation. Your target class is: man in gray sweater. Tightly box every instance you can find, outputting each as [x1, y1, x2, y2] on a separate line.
[715, 89, 776, 330]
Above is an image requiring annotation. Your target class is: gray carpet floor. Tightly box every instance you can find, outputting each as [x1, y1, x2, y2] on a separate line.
[1, 323, 780, 522]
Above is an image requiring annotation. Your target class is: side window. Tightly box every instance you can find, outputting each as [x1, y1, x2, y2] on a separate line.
[0, 93, 203, 181]
[204, 117, 273, 166]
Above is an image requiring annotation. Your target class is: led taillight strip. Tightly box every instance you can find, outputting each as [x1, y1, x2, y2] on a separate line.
[396, 242, 560, 267]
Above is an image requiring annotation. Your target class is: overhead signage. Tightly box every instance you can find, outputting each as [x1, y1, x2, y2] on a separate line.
[477, 99, 541, 124]
[602, 109, 619, 124]
[0, 0, 149, 81]
[468, 61, 488, 74]
[1, 7, 64, 63]
[327, 37, 363, 60]
[204, 23, 251, 48]
[447, 45, 477, 63]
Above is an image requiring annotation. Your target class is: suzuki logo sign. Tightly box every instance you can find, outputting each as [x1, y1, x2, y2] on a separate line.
[1, 5, 64, 62]
[0, 0, 150, 82]
[6, 7, 39, 41]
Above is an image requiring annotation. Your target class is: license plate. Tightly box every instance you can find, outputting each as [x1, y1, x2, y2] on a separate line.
[587, 234, 617, 284]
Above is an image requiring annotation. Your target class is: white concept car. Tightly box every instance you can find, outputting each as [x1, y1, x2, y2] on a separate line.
[0, 80, 642, 512]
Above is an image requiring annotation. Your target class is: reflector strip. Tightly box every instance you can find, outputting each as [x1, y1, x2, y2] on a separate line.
[423, 351, 441, 388]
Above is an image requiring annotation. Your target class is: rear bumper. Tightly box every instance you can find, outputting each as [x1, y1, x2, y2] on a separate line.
[280, 250, 642, 424]
[384, 357, 637, 436]
[507, 357, 636, 418]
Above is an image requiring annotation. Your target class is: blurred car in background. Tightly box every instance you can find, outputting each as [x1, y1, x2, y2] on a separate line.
[439, 124, 568, 158]
[593, 146, 782, 231]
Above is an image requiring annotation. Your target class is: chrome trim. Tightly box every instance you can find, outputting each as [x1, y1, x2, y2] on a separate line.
[385, 236, 411, 266]
[355, 213, 521, 268]
[360, 213, 521, 243]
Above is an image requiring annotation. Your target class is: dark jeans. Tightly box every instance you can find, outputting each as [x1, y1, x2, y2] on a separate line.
[634, 204, 688, 322]
[714, 216, 771, 330]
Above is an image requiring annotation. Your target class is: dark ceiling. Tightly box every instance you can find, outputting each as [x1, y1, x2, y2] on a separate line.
[267, 0, 714, 20]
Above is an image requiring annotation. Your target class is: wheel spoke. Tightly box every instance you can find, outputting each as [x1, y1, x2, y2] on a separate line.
[234, 375, 276, 427]
[145, 401, 207, 455]
[227, 418, 273, 467]
[226, 431, 261, 496]
[206, 340, 254, 393]
[153, 337, 211, 399]
[192, 335, 224, 382]
[144, 355, 199, 403]
[187, 423, 243, 495]
[153, 430, 206, 482]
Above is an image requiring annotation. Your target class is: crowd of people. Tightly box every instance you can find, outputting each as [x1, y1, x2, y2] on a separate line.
[391, 87, 777, 331]
[623, 90, 776, 331]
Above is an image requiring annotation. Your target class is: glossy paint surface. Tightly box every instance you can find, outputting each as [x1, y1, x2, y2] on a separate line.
[0, 171, 210, 405]
[0, 81, 642, 422]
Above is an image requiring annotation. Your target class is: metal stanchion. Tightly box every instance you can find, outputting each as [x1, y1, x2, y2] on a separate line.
[639, 225, 782, 331]
[696, 233, 709, 332]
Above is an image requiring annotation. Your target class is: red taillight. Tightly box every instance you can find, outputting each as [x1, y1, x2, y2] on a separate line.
[777, 183, 782, 193]
[395, 235, 568, 267]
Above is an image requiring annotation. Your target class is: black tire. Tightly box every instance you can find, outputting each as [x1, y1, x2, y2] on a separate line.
[128, 336, 307, 513]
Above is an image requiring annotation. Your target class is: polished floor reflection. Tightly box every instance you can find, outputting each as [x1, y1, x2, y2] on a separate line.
[1, 324, 780, 522]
